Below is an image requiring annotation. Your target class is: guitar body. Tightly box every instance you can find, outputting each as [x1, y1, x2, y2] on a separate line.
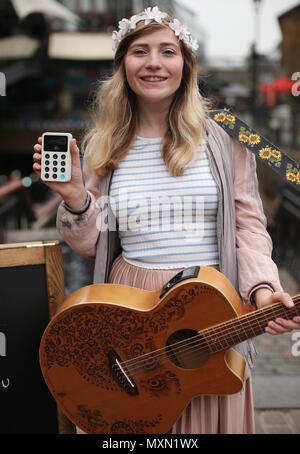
[40, 266, 247, 434]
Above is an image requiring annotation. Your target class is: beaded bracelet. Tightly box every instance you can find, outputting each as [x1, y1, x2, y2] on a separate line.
[62, 192, 91, 215]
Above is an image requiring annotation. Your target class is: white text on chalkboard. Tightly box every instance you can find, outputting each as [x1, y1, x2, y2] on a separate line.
[1, 378, 10, 388]
[0, 331, 6, 357]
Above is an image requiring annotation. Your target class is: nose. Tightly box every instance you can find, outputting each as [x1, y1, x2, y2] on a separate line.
[144, 51, 162, 70]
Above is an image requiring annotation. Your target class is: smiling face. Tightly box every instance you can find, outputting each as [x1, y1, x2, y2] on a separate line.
[124, 28, 184, 106]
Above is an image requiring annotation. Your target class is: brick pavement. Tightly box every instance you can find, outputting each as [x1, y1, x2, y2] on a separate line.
[253, 267, 300, 434]
[252, 266, 300, 378]
[255, 409, 300, 434]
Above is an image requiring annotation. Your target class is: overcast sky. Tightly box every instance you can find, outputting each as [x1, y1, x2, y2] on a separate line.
[176, 0, 299, 60]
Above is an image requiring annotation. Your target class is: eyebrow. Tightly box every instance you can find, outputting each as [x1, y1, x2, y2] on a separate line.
[129, 42, 179, 49]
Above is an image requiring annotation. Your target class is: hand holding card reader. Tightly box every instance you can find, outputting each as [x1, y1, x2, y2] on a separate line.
[41, 132, 72, 182]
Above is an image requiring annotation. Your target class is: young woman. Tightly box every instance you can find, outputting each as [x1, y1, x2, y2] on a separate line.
[33, 7, 300, 434]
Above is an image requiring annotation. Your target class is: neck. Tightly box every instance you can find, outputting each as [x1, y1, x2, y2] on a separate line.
[137, 98, 171, 137]
[203, 296, 300, 353]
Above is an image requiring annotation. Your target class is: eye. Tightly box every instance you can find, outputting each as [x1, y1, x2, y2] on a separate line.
[133, 49, 147, 55]
[163, 49, 176, 55]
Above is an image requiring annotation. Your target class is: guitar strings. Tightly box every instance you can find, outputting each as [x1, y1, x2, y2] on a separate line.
[121, 328, 261, 378]
[120, 301, 298, 370]
[122, 308, 294, 379]
[121, 303, 298, 376]
[117, 303, 299, 377]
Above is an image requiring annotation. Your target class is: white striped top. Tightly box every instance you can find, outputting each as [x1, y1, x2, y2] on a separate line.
[109, 135, 219, 269]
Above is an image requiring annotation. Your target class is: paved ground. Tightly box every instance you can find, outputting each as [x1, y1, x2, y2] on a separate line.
[252, 267, 300, 434]
[254, 409, 300, 434]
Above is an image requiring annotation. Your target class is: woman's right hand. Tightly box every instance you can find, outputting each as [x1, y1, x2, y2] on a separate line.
[33, 136, 88, 211]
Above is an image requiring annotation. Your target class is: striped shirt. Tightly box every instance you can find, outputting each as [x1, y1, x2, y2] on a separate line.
[109, 135, 219, 269]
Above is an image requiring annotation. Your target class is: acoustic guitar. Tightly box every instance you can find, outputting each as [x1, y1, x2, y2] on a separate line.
[39, 266, 300, 434]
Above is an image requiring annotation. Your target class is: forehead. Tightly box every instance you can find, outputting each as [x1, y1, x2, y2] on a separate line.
[129, 28, 179, 47]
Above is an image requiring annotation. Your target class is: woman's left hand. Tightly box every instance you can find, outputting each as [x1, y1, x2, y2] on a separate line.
[253, 288, 300, 335]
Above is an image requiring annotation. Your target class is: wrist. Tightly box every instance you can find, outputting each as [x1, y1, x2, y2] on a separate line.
[253, 287, 274, 309]
[63, 191, 90, 213]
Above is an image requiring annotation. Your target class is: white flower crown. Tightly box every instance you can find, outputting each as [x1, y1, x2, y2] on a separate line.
[112, 6, 199, 52]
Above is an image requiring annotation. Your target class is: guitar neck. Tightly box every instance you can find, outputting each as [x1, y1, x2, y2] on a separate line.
[203, 296, 300, 353]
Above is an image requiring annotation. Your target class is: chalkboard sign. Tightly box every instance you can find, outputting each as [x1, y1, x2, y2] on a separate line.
[0, 241, 73, 434]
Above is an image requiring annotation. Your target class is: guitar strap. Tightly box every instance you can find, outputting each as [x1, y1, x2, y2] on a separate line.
[208, 109, 300, 192]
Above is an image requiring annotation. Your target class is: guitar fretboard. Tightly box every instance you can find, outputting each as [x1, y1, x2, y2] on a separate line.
[202, 298, 300, 353]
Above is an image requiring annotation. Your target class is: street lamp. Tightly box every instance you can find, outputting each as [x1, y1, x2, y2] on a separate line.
[253, 0, 262, 51]
[250, 0, 263, 124]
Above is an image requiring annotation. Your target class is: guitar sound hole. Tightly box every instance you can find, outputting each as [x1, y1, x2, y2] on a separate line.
[166, 329, 210, 370]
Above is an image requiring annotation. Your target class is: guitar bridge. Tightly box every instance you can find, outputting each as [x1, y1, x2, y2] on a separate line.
[108, 350, 139, 396]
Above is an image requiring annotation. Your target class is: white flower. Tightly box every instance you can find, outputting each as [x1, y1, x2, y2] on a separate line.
[169, 19, 189, 40]
[189, 36, 199, 51]
[112, 30, 121, 50]
[129, 14, 146, 29]
[112, 8, 198, 53]
[118, 18, 131, 36]
[142, 6, 168, 25]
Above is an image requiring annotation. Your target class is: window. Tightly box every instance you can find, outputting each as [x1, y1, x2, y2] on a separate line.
[95, 0, 106, 13]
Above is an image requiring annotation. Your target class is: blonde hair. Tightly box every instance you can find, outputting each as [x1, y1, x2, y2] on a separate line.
[83, 16, 210, 177]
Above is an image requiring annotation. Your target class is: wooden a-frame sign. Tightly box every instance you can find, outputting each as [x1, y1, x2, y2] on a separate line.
[0, 241, 75, 434]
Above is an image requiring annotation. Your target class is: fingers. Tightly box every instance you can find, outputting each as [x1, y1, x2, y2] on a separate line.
[33, 141, 42, 173]
[70, 138, 81, 166]
[272, 291, 294, 308]
[33, 137, 80, 173]
[70, 138, 78, 152]
[266, 316, 300, 335]
[264, 292, 300, 335]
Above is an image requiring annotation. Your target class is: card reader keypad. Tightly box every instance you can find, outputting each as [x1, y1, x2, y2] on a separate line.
[43, 153, 68, 180]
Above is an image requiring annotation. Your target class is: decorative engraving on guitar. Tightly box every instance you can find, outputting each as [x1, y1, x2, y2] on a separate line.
[76, 404, 163, 434]
[42, 282, 207, 397]
[39, 266, 300, 434]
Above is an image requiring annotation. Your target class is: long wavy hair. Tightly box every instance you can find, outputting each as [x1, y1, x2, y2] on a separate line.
[82, 15, 210, 177]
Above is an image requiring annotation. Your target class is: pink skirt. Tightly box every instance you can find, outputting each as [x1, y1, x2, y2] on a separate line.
[108, 254, 255, 434]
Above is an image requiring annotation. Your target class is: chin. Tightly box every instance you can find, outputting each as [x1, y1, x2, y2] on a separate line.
[138, 92, 175, 104]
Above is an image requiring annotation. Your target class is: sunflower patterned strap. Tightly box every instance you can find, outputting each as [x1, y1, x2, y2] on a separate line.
[209, 109, 300, 192]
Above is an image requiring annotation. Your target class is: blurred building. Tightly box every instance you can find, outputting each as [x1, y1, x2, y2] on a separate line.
[60, 0, 206, 61]
[268, 3, 300, 150]
[278, 3, 300, 78]
[0, 0, 208, 170]
[0, 0, 120, 166]
[60, 0, 133, 31]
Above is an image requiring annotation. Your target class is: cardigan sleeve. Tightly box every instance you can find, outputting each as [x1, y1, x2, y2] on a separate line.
[56, 153, 101, 259]
[233, 139, 283, 303]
